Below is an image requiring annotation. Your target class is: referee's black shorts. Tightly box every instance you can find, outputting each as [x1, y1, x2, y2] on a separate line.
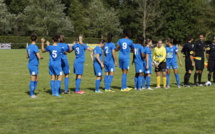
[155, 62, 167, 72]
[208, 59, 215, 72]
[195, 57, 204, 70]
[185, 58, 194, 71]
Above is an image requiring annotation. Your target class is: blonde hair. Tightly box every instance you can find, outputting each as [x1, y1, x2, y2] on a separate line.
[78, 35, 84, 45]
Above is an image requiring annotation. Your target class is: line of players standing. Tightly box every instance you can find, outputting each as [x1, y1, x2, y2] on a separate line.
[26, 31, 215, 98]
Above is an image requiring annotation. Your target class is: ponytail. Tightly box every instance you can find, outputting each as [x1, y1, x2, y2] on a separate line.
[78, 35, 84, 46]
[59, 34, 65, 43]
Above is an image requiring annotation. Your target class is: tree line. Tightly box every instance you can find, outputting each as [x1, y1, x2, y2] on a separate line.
[1, 0, 215, 43]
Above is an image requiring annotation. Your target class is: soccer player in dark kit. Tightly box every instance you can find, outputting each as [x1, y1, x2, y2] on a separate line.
[181, 35, 195, 87]
[193, 33, 205, 86]
[206, 36, 215, 83]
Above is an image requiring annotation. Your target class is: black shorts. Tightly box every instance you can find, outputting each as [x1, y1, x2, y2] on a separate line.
[185, 58, 194, 71]
[155, 62, 167, 72]
[208, 59, 215, 72]
[195, 58, 204, 70]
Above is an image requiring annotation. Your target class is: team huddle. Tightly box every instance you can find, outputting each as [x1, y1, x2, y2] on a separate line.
[26, 30, 215, 98]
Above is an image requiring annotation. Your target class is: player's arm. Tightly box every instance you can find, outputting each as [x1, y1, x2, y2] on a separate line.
[36, 52, 43, 59]
[132, 53, 135, 65]
[26, 52, 29, 59]
[206, 46, 210, 61]
[87, 47, 93, 52]
[96, 54, 104, 68]
[69, 41, 76, 53]
[115, 45, 120, 51]
[90, 51, 94, 62]
[41, 38, 46, 53]
[145, 54, 149, 69]
[176, 52, 182, 66]
[189, 47, 195, 67]
[112, 49, 118, 67]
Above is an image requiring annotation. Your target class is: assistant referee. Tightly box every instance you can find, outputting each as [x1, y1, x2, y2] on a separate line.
[206, 36, 215, 83]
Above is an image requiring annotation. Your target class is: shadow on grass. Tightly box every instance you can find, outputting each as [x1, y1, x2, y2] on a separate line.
[25, 91, 39, 96]
[111, 86, 121, 90]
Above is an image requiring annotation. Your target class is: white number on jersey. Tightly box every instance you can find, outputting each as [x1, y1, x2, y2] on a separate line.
[76, 47, 80, 54]
[52, 50, 57, 58]
[28, 49, 30, 56]
[134, 48, 138, 55]
[122, 42, 127, 49]
[105, 46, 108, 54]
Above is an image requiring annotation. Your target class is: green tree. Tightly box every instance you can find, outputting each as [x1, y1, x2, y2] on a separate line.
[7, 0, 28, 14]
[87, 0, 122, 38]
[68, 0, 89, 36]
[0, 0, 14, 35]
[21, 0, 73, 36]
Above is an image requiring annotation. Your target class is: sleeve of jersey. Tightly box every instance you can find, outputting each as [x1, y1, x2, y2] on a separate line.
[66, 44, 70, 52]
[112, 43, 116, 50]
[175, 46, 178, 53]
[45, 46, 49, 52]
[116, 40, 120, 46]
[152, 49, 156, 60]
[34, 46, 39, 53]
[84, 44, 89, 50]
[206, 45, 210, 53]
[188, 45, 194, 55]
[141, 46, 145, 53]
[130, 41, 134, 48]
[159, 47, 166, 62]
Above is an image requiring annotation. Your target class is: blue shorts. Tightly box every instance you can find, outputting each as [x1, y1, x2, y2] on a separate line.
[167, 61, 178, 69]
[61, 59, 70, 74]
[74, 60, 84, 75]
[119, 57, 130, 70]
[94, 63, 103, 76]
[145, 62, 152, 74]
[49, 64, 62, 76]
[135, 62, 144, 73]
[28, 65, 38, 75]
[104, 62, 115, 72]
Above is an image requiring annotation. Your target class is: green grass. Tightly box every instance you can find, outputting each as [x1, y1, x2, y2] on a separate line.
[0, 49, 215, 134]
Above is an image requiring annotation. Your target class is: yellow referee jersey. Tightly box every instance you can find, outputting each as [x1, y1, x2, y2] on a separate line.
[153, 46, 166, 62]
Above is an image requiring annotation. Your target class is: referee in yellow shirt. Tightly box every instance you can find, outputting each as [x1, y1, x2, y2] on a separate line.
[153, 40, 167, 89]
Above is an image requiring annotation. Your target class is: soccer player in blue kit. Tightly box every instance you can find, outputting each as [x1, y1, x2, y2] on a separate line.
[165, 38, 182, 88]
[133, 35, 145, 91]
[70, 35, 93, 94]
[57, 34, 71, 94]
[41, 36, 64, 97]
[91, 40, 106, 93]
[26, 34, 43, 98]
[144, 38, 154, 90]
[116, 30, 134, 91]
[104, 33, 117, 92]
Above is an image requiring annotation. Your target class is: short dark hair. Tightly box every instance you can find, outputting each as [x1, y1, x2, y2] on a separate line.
[145, 38, 152, 45]
[123, 30, 131, 38]
[99, 39, 106, 44]
[199, 33, 205, 37]
[107, 33, 113, 42]
[137, 35, 144, 44]
[166, 38, 173, 44]
[52, 35, 59, 42]
[31, 34, 37, 41]
[186, 35, 193, 41]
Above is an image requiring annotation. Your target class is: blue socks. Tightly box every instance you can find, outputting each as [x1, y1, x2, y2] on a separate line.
[134, 77, 137, 89]
[107, 75, 114, 90]
[95, 79, 101, 91]
[104, 75, 109, 89]
[76, 78, 81, 92]
[142, 76, 145, 88]
[29, 81, 35, 96]
[166, 74, 170, 86]
[34, 81, 38, 92]
[175, 73, 180, 86]
[50, 80, 55, 95]
[122, 74, 127, 89]
[146, 76, 151, 88]
[64, 77, 69, 91]
[55, 80, 61, 95]
[137, 76, 141, 89]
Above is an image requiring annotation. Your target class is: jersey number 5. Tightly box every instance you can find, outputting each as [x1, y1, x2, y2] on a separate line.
[52, 50, 57, 58]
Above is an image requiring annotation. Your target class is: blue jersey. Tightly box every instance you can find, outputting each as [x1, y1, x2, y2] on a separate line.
[166, 46, 178, 63]
[144, 46, 152, 63]
[58, 43, 70, 60]
[45, 45, 64, 65]
[72, 43, 89, 62]
[93, 46, 103, 64]
[133, 44, 145, 63]
[104, 42, 116, 64]
[26, 44, 39, 66]
[117, 38, 134, 58]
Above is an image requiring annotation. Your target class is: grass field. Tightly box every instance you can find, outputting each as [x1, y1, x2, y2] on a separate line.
[1, 49, 215, 134]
